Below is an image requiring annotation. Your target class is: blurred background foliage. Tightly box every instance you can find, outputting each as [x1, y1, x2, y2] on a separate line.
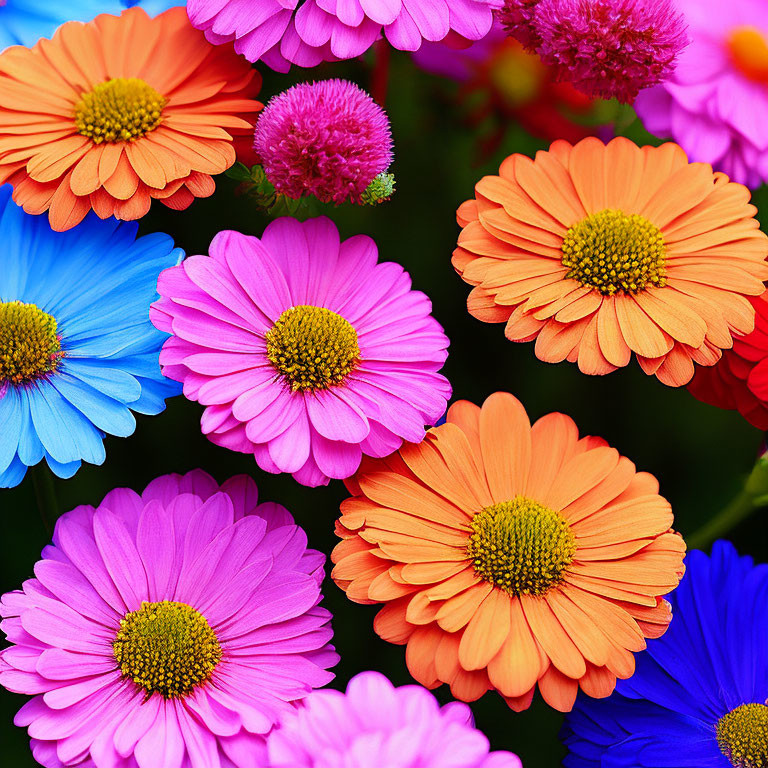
[2, 50, 767, 766]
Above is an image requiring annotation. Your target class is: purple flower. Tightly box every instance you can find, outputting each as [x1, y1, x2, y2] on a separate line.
[532, 0, 688, 102]
[186, 0, 502, 71]
[266, 671, 524, 767]
[150, 217, 451, 487]
[0, 470, 337, 768]
[254, 80, 393, 205]
[635, 0, 768, 187]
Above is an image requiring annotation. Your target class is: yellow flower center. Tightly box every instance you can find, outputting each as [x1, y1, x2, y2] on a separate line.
[467, 496, 577, 597]
[113, 601, 222, 700]
[562, 208, 667, 296]
[717, 703, 768, 768]
[0, 301, 63, 386]
[74, 77, 167, 144]
[728, 26, 768, 83]
[266, 305, 360, 392]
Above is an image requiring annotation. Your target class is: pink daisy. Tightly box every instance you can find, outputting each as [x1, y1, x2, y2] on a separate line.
[266, 671, 523, 768]
[0, 470, 337, 768]
[635, 0, 768, 187]
[186, 0, 502, 72]
[150, 216, 451, 488]
[254, 79, 393, 205]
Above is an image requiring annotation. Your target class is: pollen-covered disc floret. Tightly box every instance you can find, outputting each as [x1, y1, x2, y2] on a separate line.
[562, 208, 667, 295]
[0, 300, 63, 386]
[467, 496, 577, 596]
[113, 600, 222, 700]
[74, 77, 167, 144]
[717, 703, 768, 768]
[266, 305, 360, 392]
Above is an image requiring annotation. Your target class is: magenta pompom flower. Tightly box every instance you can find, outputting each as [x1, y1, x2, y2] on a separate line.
[254, 80, 393, 205]
[150, 217, 451, 488]
[0, 470, 337, 768]
[635, 0, 768, 187]
[531, 0, 688, 102]
[498, 0, 542, 51]
[266, 671, 523, 768]
[187, 0, 501, 71]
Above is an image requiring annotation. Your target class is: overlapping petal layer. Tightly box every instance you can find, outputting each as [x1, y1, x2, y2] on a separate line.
[561, 542, 768, 767]
[332, 392, 686, 712]
[688, 291, 768, 428]
[151, 216, 451, 487]
[454, 137, 768, 386]
[0, 184, 181, 488]
[0, 470, 337, 768]
[266, 671, 523, 768]
[0, 7, 261, 231]
[187, 0, 501, 71]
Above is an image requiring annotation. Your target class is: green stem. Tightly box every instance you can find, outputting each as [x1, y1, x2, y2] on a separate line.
[31, 464, 57, 536]
[687, 458, 768, 550]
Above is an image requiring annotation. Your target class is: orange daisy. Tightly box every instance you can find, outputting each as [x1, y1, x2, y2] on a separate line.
[454, 137, 768, 386]
[0, 7, 261, 231]
[332, 392, 685, 712]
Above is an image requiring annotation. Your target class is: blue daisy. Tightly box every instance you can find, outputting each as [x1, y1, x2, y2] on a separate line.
[561, 541, 768, 768]
[0, 187, 182, 488]
[0, 0, 184, 50]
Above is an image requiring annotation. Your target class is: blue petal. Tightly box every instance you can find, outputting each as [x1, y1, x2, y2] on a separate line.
[44, 454, 82, 480]
[50, 373, 136, 437]
[27, 383, 105, 465]
[16, 389, 44, 467]
[0, 454, 27, 488]
[1, 183, 184, 472]
[131, 376, 181, 415]
[563, 546, 768, 767]
[63, 359, 142, 404]
[0, 387, 23, 472]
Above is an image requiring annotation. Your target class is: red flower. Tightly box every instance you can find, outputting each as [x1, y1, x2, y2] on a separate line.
[688, 292, 768, 429]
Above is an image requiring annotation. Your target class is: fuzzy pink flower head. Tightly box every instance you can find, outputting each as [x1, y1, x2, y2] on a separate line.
[150, 216, 451, 488]
[187, 0, 502, 71]
[0, 470, 338, 768]
[254, 79, 393, 205]
[635, 0, 768, 188]
[266, 671, 523, 768]
[533, 0, 688, 102]
[498, 0, 542, 51]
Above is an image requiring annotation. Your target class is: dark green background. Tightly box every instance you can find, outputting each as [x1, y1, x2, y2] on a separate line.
[2, 52, 767, 766]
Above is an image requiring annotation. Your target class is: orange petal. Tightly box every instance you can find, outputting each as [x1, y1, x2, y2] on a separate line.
[458, 588, 511, 671]
[520, 595, 586, 680]
[405, 625, 443, 688]
[487, 598, 541, 697]
[479, 392, 532, 499]
[537, 665, 579, 712]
